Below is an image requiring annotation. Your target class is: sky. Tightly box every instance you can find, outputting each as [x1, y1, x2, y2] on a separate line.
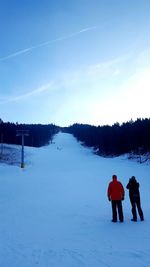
[0, 0, 150, 126]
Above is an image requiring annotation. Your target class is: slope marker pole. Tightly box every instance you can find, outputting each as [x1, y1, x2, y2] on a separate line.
[16, 130, 29, 168]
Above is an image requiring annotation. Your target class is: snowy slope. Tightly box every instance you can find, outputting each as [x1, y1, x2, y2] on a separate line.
[0, 132, 150, 267]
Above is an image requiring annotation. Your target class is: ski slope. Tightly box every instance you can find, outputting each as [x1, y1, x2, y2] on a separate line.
[0, 132, 150, 267]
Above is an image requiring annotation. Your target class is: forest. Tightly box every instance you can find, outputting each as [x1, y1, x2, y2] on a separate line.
[0, 119, 59, 147]
[63, 118, 150, 157]
[1, 118, 150, 159]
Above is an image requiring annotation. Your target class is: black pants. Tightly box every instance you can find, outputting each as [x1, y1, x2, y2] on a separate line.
[130, 196, 144, 220]
[111, 200, 124, 222]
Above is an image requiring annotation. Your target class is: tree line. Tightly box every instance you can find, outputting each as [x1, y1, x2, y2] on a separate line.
[63, 118, 150, 156]
[0, 120, 59, 147]
[1, 118, 150, 156]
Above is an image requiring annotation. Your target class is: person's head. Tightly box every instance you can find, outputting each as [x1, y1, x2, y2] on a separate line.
[130, 176, 137, 183]
[112, 174, 117, 181]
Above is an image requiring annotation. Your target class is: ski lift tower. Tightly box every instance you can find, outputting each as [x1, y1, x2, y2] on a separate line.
[16, 130, 29, 168]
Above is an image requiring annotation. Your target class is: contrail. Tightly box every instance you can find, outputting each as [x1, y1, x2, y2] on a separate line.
[0, 82, 53, 104]
[0, 26, 97, 61]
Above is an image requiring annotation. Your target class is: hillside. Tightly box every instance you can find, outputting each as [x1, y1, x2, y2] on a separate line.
[0, 132, 150, 267]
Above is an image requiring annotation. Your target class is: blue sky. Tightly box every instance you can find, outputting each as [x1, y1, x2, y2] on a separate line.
[0, 0, 150, 126]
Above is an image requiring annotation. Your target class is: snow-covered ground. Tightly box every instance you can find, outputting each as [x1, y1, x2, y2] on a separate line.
[0, 144, 21, 166]
[0, 144, 33, 167]
[0, 132, 150, 267]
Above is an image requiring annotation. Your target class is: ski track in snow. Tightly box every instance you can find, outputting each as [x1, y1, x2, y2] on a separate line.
[0, 132, 150, 267]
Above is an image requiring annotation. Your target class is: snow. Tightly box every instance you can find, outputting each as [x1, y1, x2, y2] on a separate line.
[0, 144, 21, 166]
[0, 132, 150, 267]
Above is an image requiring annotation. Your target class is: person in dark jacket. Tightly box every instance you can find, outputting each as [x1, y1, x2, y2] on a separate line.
[107, 174, 125, 222]
[126, 176, 144, 222]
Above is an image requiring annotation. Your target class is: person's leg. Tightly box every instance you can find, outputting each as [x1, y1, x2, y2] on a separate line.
[136, 197, 144, 221]
[117, 201, 124, 222]
[130, 198, 137, 221]
[111, 200, 117, 222]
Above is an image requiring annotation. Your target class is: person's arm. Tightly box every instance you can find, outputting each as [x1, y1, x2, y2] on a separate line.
[107, 184, 111, 201]
[126, 179, 131, 189]
[120, 183, 125, 200]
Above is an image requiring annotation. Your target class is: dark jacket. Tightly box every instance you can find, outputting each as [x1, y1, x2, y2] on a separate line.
[126, 177, 140, 199]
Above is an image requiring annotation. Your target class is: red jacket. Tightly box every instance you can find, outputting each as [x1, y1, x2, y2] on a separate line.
[107, 176, 124, 201]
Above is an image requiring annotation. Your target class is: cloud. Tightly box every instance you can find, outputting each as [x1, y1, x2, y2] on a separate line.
[0, 26, 97, 61]
[60, 54, 130, 91]
[0, 82, 53, 104]
[0, 52, 132, 106]
[86, 56, 126, 77]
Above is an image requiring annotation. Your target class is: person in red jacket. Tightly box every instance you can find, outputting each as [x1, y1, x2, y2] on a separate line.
[107, 174, 125, 222]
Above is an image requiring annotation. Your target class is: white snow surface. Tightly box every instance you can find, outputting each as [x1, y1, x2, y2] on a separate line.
[0, 132, 150, 267]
